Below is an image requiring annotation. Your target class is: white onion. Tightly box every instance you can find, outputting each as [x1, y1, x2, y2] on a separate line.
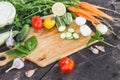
[80, 25, 92, 36]
[75, 17, 86, 26]
[96, 23, 108, 34]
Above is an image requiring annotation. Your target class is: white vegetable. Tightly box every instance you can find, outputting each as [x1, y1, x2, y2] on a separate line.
[0, 31, 18, 46]
[0, 2, 16, 27]
[68, 28, 75, 33]
[80, 24, 92, 36]
[75, 17, 86, 26]
[60, 32, 66, 39]
[5, 58, 24, 73]
[6, 30, 14, 47]
[96, 23, 108, 34]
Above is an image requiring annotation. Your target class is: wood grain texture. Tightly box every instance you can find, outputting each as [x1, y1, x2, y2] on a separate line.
[0, 20, 97, 67]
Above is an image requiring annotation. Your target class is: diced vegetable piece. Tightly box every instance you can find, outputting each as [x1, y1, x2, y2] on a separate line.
[80, 25, 92, 36]
[0, 2, 16, 27]
[63, 12, 73, 25]
[60, 32, 66, 39]
[75, 17, 87, 26]
[73, 33, 80, 39]
[68, 28, 75, 33]
[96, 23, 108, 34]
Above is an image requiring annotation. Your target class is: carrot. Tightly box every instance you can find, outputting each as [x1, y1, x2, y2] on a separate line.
[76, 13, 100, 24]
[78, 2, 113, 20]
[68, 7, 101, 24]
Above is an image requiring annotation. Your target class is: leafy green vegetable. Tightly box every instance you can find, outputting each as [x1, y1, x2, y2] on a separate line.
[87, 31, 115, 47]
[14, 42, 29, 54]
[6, 36, 38, 57]
[7, 49, 27, 57]
[25, 36, 38, 51]
[0, 0, 79, 32]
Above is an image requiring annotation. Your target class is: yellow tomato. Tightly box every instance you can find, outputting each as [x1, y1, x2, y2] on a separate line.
[43, 17, 55, 29]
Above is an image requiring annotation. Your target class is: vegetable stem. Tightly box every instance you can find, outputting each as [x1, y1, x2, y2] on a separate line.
[101, 41, 115, 47]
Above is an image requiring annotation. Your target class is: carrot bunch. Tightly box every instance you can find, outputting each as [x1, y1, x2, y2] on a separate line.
[68, 2, 113, 24]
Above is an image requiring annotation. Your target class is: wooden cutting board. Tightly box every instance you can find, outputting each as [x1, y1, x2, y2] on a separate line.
[0, 15, 97, 67]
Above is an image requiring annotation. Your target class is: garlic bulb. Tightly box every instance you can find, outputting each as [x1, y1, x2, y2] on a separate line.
[5, 58, 24, 73]
[89, 46, 99, 54]
[25, 68, 37, 77]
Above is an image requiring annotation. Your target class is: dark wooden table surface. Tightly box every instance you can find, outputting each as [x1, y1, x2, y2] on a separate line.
[0, 0, 120, 80]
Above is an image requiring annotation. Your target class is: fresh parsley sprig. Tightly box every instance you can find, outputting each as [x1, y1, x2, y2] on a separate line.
[87, 31, 115, 47]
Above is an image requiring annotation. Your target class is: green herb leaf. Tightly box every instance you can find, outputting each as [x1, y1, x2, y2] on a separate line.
[25, 36, 38, 51]
[15, 43, 30, 54]
[87, 31, 114, 47]
[87, 38, 96, 46]
[6, 49, 27, 57]
[6, 36, 38, 57]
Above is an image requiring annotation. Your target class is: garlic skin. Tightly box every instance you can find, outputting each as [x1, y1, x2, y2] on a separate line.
[5, 58, 24, 73]
[25, 68, 37, 77]
[89, 46, 99, 54]
[95, 45, 105, 52]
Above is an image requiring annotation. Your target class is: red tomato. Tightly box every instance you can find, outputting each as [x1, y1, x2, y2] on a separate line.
[31, 16, 43, 30]
[59, 57, 75, 73]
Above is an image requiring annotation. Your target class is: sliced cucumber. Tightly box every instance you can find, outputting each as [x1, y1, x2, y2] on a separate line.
[58, 26, 66, 32]
[68, 28, 75, 33]
[73, 33, 80, 39]
[60, 32, 66, 39]
[66, 36, 74, 40]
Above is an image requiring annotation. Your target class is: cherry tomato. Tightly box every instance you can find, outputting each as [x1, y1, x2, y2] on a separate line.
[31, 16, 43, 30]
[59, 57, 75, 73]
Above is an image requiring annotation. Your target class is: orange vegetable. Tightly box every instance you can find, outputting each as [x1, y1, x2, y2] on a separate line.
[68, 7, 101, 24]
[75, 2, 113, 20]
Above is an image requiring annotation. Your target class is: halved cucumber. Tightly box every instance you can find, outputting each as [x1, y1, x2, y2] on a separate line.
[58, 26, 66, 32]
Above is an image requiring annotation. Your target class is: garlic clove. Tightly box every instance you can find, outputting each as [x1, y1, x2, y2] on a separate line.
[89, 46, 99, 54]
[95, 45, 105, 52]
[5, 58, 24, 73]
[25, 68, 37, 77]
